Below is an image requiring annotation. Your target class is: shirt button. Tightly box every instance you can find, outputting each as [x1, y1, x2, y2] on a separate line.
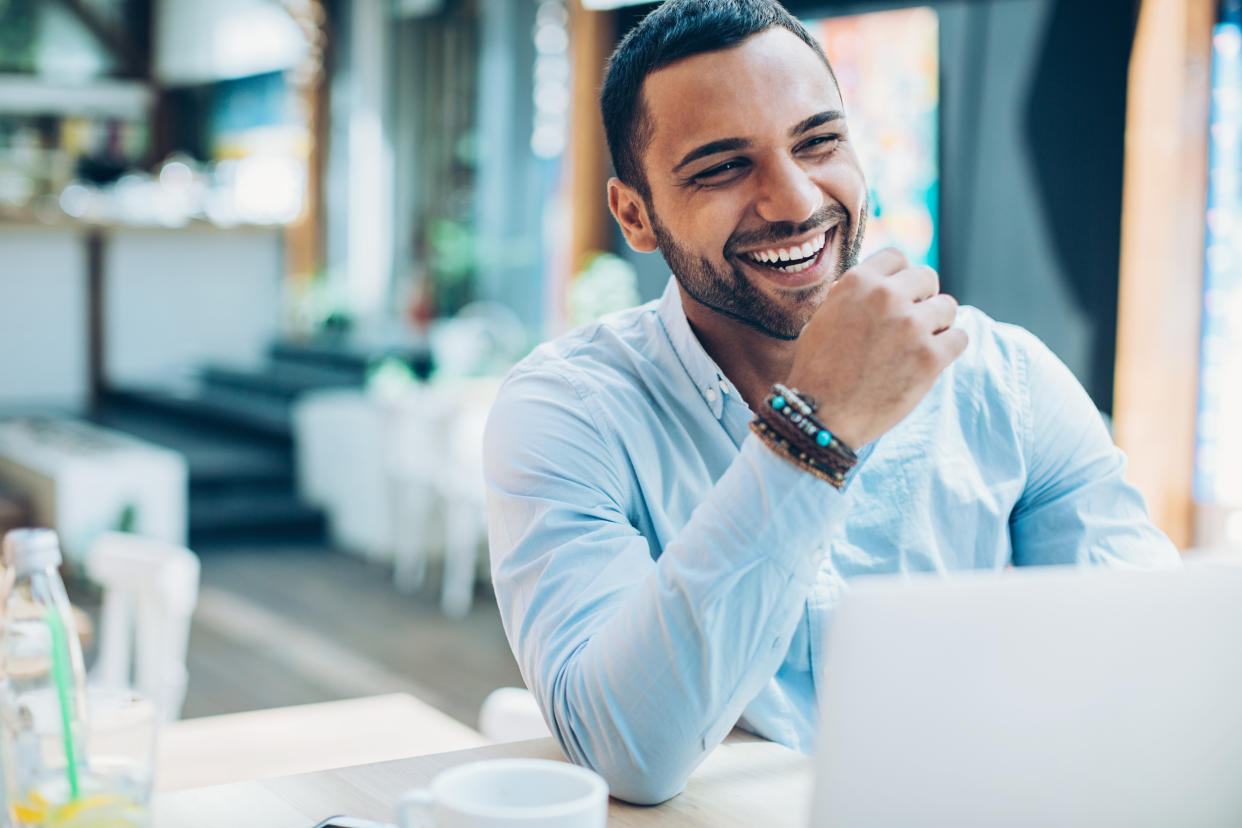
[705, 387, 718, 403]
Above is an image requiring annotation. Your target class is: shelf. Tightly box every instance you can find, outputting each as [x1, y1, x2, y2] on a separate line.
[0, 206, 288, 232]
[0, 75, 152, 118]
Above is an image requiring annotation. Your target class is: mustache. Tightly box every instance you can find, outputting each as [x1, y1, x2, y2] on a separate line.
[723, 203, 850, 256]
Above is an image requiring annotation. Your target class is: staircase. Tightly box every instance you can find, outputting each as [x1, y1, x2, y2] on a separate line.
[94, 339, 431, 548]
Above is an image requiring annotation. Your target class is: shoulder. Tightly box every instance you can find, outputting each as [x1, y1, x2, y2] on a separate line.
[947, 305, 1058, 396]
[485, 301, 668, 473]
[953, 306, 1044, 368]
[497, 299, 671, 414]
[928, 306, 1053, 444]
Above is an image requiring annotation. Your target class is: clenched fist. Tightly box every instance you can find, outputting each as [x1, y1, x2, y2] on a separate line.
[785, 247, 968, 449]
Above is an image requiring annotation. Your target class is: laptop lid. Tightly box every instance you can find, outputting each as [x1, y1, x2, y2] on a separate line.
[809, 564, 1242, 827]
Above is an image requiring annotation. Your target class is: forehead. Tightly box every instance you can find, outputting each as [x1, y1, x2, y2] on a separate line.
[639, 27, 842, 168]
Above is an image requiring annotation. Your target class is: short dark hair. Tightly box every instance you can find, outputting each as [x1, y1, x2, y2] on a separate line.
[600, 0, 836, 196]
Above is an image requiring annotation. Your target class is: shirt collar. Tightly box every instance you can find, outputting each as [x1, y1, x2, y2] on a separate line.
[657, 277, 739, 420]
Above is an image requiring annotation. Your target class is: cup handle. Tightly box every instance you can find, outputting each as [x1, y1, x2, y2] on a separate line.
[396, 788, 434, 828]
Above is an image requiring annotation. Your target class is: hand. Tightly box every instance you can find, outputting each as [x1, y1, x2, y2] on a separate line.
[785, 247, 968, 448]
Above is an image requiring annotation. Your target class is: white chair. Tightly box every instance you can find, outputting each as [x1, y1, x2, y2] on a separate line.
[478, 687, 552, 743]
[438, 401, 491, 619]
[293, 389, 393, 561]
[85, 532, 201, 722]
[380, 386, 450, 594]
[384, 379, 497, 619]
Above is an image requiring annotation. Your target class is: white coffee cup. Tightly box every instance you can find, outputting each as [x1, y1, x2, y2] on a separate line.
[396, 758, 608, 828]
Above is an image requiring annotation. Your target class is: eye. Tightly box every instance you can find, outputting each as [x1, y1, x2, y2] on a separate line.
[690, 158, 751, 186]
[798, 134, 841, 154]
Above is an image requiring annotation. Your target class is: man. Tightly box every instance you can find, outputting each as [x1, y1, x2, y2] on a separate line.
[483, 0, 1177, 806]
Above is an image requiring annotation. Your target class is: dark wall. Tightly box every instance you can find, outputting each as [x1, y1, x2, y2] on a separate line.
[611, 0, 1137, 414]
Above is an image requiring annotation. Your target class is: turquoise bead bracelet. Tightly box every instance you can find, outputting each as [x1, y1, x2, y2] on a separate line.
[751, 384, 858, 487]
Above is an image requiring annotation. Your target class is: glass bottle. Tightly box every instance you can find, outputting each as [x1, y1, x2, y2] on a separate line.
[0, 529, 88, 826]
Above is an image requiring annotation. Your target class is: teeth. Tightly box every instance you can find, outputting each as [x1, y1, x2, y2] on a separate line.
[745, 231, 829, 266]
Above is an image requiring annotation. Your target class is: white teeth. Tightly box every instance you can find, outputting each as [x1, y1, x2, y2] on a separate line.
[746, 231, 830, 266]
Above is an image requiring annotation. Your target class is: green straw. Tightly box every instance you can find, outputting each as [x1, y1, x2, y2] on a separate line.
[43, 608, 80, 801]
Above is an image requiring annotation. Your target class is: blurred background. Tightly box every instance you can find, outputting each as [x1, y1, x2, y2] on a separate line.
[0, 0, 1236, 758]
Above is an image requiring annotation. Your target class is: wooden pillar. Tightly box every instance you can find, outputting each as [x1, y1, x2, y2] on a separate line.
[282, 0, 330, 283]
[567, 1, 616, 275]
[1113, 0, 1215, 550]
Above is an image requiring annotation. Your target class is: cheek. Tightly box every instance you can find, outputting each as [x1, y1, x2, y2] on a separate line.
[838, 153, 868, 212]
[677, 200, 748, 258]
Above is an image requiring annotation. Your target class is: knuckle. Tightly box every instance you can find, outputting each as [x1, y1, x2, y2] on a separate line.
[898, 311, 921, 336]
[838, 266, 863, 290]
[866, 281, 894, 312]
[885, 247, 910, 271]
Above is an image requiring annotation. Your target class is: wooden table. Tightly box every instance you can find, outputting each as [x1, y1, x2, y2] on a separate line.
[156, 694, 490, 792]
[152, 731, 814, 827]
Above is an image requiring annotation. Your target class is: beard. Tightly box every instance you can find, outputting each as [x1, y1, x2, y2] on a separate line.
[650, 198, 867, 340]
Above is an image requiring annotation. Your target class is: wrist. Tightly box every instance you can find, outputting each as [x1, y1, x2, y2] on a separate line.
[780, 378, 865, 450]
[750, 384, 859, 488]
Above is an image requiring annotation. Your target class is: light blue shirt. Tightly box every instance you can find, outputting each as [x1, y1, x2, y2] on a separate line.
[483, 279, 1178, 805]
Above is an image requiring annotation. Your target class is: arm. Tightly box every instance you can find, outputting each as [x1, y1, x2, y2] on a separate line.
[1009, 331, 1180, 567]
[487, 248, 965, 803]
[485, 368, 849, 804]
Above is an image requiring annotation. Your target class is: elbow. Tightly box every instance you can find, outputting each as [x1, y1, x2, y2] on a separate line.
[599, 760, 688, 806]
[553, 725, 693, 805]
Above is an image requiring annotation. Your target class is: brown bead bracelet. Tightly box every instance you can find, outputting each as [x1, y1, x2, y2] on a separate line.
[749, 384, 858, 488]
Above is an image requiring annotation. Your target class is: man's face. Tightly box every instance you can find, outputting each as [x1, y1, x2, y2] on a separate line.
[627, 27, 867, 340]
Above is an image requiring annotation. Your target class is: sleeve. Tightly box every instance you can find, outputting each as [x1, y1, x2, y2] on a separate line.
[1009, 332, 1181, 568]
[483, 367, 851, 804]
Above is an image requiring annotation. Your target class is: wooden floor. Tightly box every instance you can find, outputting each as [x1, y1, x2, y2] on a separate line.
[177, 544, 525, 728]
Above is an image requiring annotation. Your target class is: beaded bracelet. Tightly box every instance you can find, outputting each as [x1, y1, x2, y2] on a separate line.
[760, 407, 854, 478]
[749, 384, 858, 488]
[750, 418, 849, 487]
[770, 383, 858, 463]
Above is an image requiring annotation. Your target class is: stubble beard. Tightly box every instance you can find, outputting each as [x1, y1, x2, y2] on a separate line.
[650, 199, 867, 341]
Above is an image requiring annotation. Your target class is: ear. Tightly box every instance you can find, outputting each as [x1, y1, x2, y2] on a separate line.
[608, 177, 658, 253]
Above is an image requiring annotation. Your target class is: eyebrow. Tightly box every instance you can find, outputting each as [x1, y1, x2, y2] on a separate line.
[790, 109, 845, 137]
[671, 110, 846, 174]
[673, 138, 750, 174]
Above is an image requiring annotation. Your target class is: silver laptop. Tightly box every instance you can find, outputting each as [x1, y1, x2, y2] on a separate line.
[809, 564, 1242, 827]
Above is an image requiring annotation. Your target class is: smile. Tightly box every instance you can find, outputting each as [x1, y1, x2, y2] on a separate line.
[742, 230, 830, 274]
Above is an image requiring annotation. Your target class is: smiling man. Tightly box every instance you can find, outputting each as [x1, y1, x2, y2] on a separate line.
[483, 0, 1178, 806]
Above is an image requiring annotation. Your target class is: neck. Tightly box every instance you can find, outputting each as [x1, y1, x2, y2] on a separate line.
[680, 288, 796, 412]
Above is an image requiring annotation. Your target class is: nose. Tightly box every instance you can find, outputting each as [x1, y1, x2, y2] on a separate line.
[753, 156, 822, 226]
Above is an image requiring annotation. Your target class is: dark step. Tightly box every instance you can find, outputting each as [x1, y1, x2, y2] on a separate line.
[190, 518, 327, 547]
[199, 363, 362, 401]
[268, 338, 433, 380]
[94, 398, 284, 447]
[190, 491, 326, 541]
[94, 405, 294, 485]
[105, 386, 293, 441]
[189, 472, 297, 500]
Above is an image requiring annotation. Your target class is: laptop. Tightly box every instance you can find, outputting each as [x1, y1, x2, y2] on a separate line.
[809, 564, 1242, 827]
